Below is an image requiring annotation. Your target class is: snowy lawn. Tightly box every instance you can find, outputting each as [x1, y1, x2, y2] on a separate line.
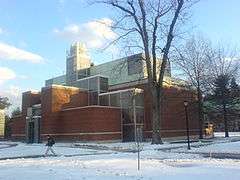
[170, 132, 240, 154]
[172, 141, 240, 154]
[1, 134, 240, 180]
[214, 132, 240, 137]
[0, 152, 240, 180]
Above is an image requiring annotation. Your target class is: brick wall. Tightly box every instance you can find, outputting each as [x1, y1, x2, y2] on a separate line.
[40, 86, 82, 136]
[9, 115, 25, 140]
[22, 91, 41, 116]
[143, 87, 199, 138]
[110, 83, 200, 138]
[62, 91, 88, 109]
[41, 106, 121, 141]
[11, 83, 200, 142]
[39, 86, 121, 141]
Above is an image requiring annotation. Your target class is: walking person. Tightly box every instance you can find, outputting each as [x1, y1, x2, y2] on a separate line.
[45, 135, 56, 156]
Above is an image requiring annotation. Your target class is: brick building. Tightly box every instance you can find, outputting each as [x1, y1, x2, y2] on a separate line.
[10, 42, 200, 143]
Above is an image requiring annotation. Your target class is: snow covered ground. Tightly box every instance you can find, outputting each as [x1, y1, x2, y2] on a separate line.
[0, 133, 240, 180]
[171, 132, 240, 154]
[214, 132, 240, 137]
[0, 142, 106, 159]
[0, 151, 240, 180]
[172, 141, 240, 154]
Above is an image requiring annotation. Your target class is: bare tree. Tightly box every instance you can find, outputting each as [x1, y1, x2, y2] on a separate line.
[205, 45, 240, 89]
[173, 37, 240, 138]
[93, 0, 198, 144]
[205, 45, 240, 137]
[172, 36, 212, 139]
[0, 96, 11, 110]
[11, 107, 22, 118]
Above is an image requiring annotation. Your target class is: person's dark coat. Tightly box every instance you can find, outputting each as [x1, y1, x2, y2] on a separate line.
[46, 136, 55, 147]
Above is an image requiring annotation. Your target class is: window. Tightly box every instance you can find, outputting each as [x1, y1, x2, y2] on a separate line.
[135, 92, 144, 106]
[122, 107, 134, 124]
[127, 57, 143, 75]
[135, 107, 144, 123]
[110, 93, 120, 107]
[99, 95, 109, 106]
[89, 77, 98, 92]
[89, 91, 99, 105]
[78, 68, 90, 80]
[100, 77, 108, 93]
[77, 79, 88, 90]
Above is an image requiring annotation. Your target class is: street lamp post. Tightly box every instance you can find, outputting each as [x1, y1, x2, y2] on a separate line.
[136, 127, 142, 171]
[184, 101, 191, 150]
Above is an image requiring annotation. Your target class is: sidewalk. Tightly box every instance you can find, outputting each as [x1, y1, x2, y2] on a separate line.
[167, 137, 240, 160]
[0, 151, 117, 161]
[0, 142, 17, 149]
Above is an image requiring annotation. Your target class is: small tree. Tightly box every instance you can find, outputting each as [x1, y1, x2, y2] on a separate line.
[212, 75, 231, 137]
[4, 115, 11, 139]
[207, 75, 240, 137]
[11, 107, 22, 118]
[0, 96, 11, 110]
[230, 77, 240, 97]
[204, 45, 240, 137]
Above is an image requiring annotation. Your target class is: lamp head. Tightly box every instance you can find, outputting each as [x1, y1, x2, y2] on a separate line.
[183, 101, 188, 107]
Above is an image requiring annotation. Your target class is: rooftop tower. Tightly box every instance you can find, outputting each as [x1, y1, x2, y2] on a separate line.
[66, 42, 91, 85]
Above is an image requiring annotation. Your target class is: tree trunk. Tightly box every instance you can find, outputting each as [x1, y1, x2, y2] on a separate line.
[223, 101, 229, 138]
[197, 86, 203, 139]
[151, 86, 163, 144]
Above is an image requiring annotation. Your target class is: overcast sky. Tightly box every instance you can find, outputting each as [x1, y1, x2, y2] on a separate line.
[0, 0, 239, 111]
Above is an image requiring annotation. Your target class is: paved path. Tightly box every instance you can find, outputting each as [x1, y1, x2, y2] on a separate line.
[157, 138, 240, 160]
[74, 144, 135, 153]
[0, 143, 18, 149]
[182, 151, 240, 160]
[0, 151, 117, 161]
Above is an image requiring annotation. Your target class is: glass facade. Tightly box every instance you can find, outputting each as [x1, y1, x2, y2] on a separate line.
[99, 88, 144, 141]
[72, 75, 109, 105]
[127, 55, 143, 75]
[89, 91, 99, 105]
[99, 94, 109, 106]
[45, 75, 66, 86]
[45, 52, 172, 88]
[110, 93, 120, 107]
[78, 68, 90, 79]
[66, 56, 77, 84]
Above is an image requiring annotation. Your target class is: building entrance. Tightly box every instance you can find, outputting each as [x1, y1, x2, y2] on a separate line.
[26, 105, 41, 143]
[28, 121, 34, 143]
